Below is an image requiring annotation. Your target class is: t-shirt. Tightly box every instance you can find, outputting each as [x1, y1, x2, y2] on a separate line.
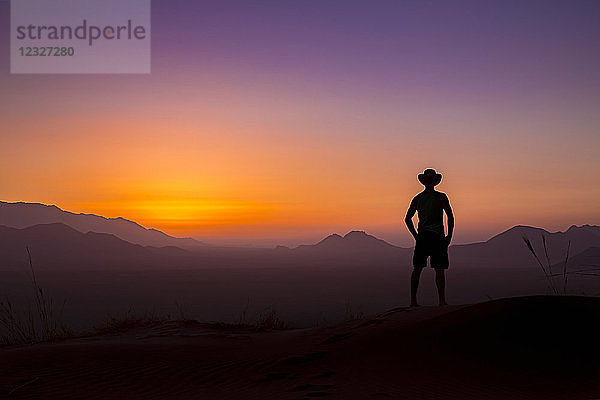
[412, 191, 448, 235]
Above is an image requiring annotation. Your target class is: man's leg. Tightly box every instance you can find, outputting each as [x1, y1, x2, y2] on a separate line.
[435, 268, 447, 306]
[410, 267, 423, 307]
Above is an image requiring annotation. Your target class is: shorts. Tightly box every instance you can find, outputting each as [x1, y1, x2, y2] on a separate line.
[413, 230, 449, 269]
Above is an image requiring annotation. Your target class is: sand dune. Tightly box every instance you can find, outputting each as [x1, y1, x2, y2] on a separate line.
[1, 296, 599, 399]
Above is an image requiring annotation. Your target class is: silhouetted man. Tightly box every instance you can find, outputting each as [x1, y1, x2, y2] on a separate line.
[405, 168, 454, 306]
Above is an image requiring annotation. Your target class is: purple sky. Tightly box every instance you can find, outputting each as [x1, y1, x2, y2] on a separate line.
[1, 0, 599, 246]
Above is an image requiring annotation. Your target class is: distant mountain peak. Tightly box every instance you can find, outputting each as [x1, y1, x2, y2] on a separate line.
[300, 230, 400, 252]
[489, 225, 548, 242]
[344, 230, 368, 238]
[314, 233, 343, 247]
[567, 224, 599, 232]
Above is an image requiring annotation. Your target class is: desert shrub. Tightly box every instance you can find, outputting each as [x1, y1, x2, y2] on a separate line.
[255, 305, 289, 330]
[94, 308, 167, 334]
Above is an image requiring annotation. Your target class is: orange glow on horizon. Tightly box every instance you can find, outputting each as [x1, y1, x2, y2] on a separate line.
[1, 57, 599, 246]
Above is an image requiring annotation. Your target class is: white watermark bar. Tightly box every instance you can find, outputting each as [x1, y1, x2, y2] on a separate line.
[11, 0, 151, 74]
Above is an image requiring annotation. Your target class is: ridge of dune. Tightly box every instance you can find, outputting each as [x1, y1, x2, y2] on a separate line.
[2, 296, 600, 399]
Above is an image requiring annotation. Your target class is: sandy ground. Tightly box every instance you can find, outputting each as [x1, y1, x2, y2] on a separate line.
[2, 296, 600, 399]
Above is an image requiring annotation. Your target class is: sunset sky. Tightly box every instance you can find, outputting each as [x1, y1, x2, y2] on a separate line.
[1, 0, 599, 247]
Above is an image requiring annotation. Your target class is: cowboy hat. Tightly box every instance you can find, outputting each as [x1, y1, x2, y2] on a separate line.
[418, 168, 442, 186]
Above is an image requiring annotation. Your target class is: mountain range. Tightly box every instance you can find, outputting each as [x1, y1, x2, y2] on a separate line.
[0, 223, 196, 271]
[0, 201, 204, 249]
[451, 224, 600, 268]
[0, 201, 598, 271]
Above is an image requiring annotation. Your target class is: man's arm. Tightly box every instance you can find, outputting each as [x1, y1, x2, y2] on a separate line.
[443, 197, 454, 242]
[405, 197, 418, 241]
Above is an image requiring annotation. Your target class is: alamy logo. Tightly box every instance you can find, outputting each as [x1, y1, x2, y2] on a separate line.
[11, 0, 151, 74]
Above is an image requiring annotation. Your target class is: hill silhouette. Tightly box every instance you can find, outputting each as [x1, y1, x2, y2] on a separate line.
[298, 230, 403, 253]
[293, 225, 600, 269]
[451, 224, 600, 268]
[273, 230, 410, 267]
[0, 223, 195, 271]
[1, 201, 599, 271]
[0, 201, 204, 250]
[1, 222, 599, 271]
[555, 246, 600, 272]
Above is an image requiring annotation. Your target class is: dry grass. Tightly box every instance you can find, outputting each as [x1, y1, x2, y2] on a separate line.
[255, 305, 290, 330]
[344, 297, 366, 322]
[237, 295, 251, 326]
[93, 305, 291, 335]
[1, 250, 293, 343]
[93, 308, 168, 334]
[0, 247, 71, 345]
[236, 297, 290, 330]
[522, 234, 571, 295]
